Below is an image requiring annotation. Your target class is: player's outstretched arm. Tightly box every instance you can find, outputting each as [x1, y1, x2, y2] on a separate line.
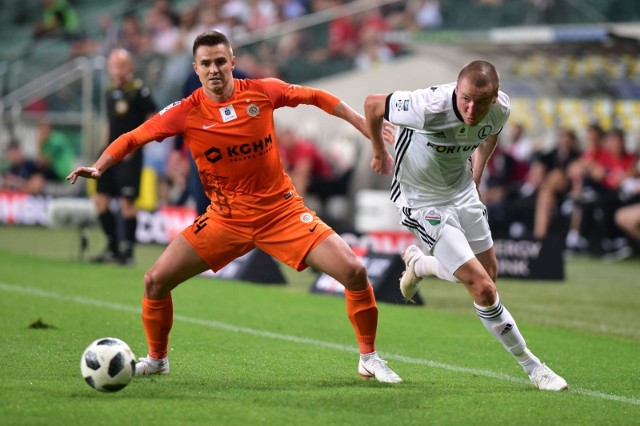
[66, 152, 115, 184]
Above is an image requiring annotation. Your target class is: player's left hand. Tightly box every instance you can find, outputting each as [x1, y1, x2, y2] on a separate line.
[66, 166, 100, 184]
[371, 151, 394, 175]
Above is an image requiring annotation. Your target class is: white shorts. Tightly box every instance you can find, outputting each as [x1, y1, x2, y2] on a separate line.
[398, 188, 493, 275]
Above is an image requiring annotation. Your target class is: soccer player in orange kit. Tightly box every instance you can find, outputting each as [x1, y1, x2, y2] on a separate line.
[67, 30, 402, 383]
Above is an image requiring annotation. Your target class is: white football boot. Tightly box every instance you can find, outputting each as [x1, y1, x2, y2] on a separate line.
[135, 355, 170, 376]
[399, 245, 425, 303]
[528, 364, 568, 391]
[358, 353, 402, 383]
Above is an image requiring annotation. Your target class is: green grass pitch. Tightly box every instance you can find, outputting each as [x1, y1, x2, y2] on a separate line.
[0, 226, 638, 425]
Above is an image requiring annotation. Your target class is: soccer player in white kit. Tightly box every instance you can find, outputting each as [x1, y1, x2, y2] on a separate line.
[364, 60, 568, 391]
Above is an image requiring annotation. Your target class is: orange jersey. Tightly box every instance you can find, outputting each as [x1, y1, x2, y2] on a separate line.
[105, 78, 340, 221]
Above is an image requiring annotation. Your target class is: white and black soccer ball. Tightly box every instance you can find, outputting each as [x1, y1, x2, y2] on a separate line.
[80, 337, 136, 392]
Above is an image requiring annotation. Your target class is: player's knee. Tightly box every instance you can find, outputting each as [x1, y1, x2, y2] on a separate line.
[476, 280, 497, 306]
[143, 267, 167, 299]
[343, 261, 368, 290]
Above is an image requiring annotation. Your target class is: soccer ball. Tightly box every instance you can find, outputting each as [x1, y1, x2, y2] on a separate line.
[80, 337, 136, 392]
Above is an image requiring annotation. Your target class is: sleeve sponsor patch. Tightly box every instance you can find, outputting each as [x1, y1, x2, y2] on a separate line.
[394, 99, 410, 111]
[159, 101, 181, 115]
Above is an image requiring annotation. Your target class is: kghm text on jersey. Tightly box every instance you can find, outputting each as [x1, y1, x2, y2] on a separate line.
[204, 134, 273, 163]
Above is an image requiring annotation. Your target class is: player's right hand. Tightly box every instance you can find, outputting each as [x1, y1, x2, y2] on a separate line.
[66, 166, 100, 184]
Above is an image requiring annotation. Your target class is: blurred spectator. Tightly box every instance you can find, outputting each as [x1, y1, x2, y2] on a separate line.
[148, 9, 182, 55]
[278, 126, 334, 200]
[409, 0, 443, 30]
[273, 0, 308, 20]
[614, 158, 640, 258]
[482, 138, 518, 237]
[483, 138, 516, 203]
[36, 120, 75, 184]
[276, 31, 309, 69]
[504, 123, 534, 183]
[179, 4, 219, 52]
[32, 0, 80, 40]
[354, 30, 393, 70]
[325, 0, 359, 61]
[101, 12, 144, 56]
[597, 129, 638, 254]
[354, 9, 395, 70]
[563, 123, 608, 251]
[246, 0, 278, 31]
[532, 128, 582, 240]
[566, 126, 637, 255]
[148, 0, 181, 27]
[277, 126, 356, 229]
[29, 0, 96, 57]
[1, 142, 44, 194]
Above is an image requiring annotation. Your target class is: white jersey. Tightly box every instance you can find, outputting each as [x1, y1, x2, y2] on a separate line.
[386, 82, 510, 208]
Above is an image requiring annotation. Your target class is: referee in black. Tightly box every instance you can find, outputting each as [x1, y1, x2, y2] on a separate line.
[93, 48, 157, 264]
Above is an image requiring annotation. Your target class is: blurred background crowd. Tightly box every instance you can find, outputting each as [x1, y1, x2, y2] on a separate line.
[1, 0, 640, 261]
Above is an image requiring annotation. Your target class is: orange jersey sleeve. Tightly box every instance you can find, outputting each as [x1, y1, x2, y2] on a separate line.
[104, 100, 188, 162]
[259, 78, 341, 113]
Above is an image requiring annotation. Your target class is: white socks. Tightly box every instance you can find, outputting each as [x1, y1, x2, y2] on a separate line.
[474, 295, 541, 375]
[414, 255, 459, 282]
[412, 250, 543, 375]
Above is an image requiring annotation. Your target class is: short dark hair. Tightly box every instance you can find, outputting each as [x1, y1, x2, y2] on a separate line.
[192, 30, 233, 57]
[458, 60, 499, 90]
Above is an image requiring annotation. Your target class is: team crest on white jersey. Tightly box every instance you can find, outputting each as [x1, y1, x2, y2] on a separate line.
[478, 125, 492, 139]
[246, 103, 259, 117]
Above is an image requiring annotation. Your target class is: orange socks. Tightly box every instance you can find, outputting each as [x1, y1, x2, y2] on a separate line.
[142, 294, 173, 359]
[345, 285, 378, 354]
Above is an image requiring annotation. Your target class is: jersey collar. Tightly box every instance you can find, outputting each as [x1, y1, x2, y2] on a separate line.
[451, 90, 464, 123]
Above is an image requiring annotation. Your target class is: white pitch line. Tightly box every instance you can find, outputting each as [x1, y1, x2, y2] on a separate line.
[2, 282, 639, 406]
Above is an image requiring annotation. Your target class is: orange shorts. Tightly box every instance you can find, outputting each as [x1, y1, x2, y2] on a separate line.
[181, 196, 333, 272]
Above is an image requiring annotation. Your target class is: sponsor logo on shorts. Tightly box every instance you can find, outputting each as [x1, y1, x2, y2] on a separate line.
[309, 222, 319, 232]
[300, 213, 313, 223]
[425, 210, 441, 226]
